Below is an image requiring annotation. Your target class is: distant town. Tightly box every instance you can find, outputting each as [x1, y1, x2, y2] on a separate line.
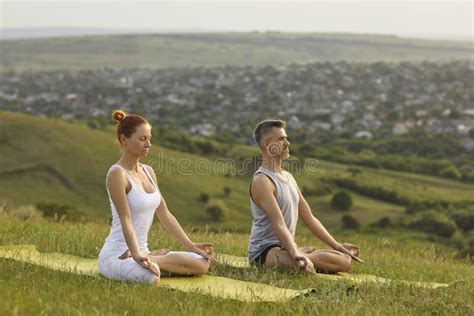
[1, 61, 473, 150]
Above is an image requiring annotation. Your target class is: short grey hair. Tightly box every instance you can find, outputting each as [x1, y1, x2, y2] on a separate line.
[253, 119, 287, 147]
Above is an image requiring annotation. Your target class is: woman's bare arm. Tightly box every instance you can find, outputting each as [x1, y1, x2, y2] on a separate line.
[106, 168, 142, 257]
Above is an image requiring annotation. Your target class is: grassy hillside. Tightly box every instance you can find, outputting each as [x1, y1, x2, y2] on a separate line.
[1, 112, 473, 314]
[1, 32, 472, 72]
[0, 215, 472, 315]
[2, 111, 474, 233]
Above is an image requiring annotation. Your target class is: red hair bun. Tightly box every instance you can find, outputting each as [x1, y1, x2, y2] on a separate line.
[112, 110, 126, 122]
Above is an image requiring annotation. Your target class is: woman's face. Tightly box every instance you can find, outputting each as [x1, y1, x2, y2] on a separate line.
[121, 123, 152, 157]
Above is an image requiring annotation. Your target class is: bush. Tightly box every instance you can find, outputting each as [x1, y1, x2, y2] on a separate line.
[223, 186, 232, 197]
[302, 180, 335, 197]
[450, 210, 474, 232]
[332, 178, 410, 205]
[0, 200, 11, 216]
[347, 167, 362, 177]
[405, 201, 432, 214]
[10, 205, 43, 221]
[86, 118, 101, 129]
[331, 190, 353, 211]
[198, 193, 210, 203]
[408, 211, 457, 238]
[205, 200, 229, 222]
[457, 231, 474, 258]
[374, 216, 392, 228]
[341, 214, 360, 229]
[35, 202, 83, 221]
[439, 166, 461, 179]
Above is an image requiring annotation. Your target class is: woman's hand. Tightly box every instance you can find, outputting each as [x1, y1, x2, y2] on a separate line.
[187, 242, 216, 263]
[334, 243, 364, 263]
[131, 250, 161, 277]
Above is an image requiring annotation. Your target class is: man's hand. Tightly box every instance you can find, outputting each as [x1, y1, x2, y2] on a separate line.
[341, 243, 360, 257]
[334, 243, 364, 263]
[187, 242, 216, 263]
[292, 252, 315, 273]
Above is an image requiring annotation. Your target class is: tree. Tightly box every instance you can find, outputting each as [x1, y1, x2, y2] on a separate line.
[198, 193, 210, 203]
[223, 186, 232, 197]
[450, 210, 474, 232]
[440, 166, 461, 180]
[408, 211, 457, 238]
[341, 214, 360, 229]
[468, 128, 474, 139]
[331, 190, 353, 211]
[374, 216, 391, 228]
[205, 200, 229, 222]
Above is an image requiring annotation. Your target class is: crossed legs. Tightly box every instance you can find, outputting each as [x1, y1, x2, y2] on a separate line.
[119, 249, 209, 276]
[149, 252, 209, 276]
[264, 246, 352, 273]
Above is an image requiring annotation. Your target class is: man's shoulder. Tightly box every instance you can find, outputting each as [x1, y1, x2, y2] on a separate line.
[253, 172, 273, 185]
[251, 173, 277, 197]
[283, 170, 298, 184]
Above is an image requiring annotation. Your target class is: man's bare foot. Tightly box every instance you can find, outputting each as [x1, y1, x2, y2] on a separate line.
[299, 246, 317, 254]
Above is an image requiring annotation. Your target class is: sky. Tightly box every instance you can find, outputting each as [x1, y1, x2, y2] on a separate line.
[1, 1, 473, 40]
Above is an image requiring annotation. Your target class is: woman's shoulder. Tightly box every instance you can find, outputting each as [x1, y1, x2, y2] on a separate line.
[141, 163, 157, 179]
[106, 164, 127, 180]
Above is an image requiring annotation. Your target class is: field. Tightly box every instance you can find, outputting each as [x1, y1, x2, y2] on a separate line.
[0, 215, 473, 315]
[1, 32, 472, 72]
[1, 111, 473, 314]
[1, 111, 474, 230]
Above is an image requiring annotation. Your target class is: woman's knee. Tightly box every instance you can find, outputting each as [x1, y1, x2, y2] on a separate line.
[192, 259, 209, 275]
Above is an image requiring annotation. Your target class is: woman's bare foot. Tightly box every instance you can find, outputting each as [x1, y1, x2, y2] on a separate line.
[147, 261, 161, 279]
[119, 249, 131, 259]
[149, 248, 171, 256]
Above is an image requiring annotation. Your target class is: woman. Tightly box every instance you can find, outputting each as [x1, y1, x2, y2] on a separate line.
[98, 110, 215, 284]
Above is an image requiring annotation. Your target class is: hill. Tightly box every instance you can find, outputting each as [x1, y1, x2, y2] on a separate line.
[1, 111, 474, 233]
[1, 32, 472, 72]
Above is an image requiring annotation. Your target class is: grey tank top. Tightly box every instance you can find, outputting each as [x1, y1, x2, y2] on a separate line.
[248, 166, 300, 262]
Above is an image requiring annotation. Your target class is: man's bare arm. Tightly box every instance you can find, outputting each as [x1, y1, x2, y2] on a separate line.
[298, 189, 363, 263]
[251, 174, 300, 258]
[297, 191, 339, 248]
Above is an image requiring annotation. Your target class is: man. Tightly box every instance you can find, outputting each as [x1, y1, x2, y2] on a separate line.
[248, 119, 363, 273]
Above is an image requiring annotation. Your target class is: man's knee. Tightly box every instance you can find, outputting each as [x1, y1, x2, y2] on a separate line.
[339, 253, 352, 272]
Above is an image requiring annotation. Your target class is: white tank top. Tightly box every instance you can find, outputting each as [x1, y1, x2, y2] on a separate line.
[103, 163, 161, 251]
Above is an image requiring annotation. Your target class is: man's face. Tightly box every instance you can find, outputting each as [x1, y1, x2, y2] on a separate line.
[264, 127, 290, 159]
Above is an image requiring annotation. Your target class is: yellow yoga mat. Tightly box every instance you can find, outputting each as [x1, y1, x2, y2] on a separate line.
[217, 254, 453, 289]
[0, 245, 313, 303]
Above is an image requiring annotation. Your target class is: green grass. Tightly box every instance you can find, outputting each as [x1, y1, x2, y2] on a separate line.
[0, 215, 472, 315]
[1, 32, 472, 72]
